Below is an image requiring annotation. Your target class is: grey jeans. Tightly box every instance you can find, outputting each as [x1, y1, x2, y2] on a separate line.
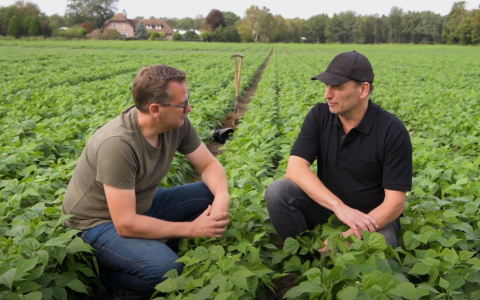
[265, 179, 400, 248]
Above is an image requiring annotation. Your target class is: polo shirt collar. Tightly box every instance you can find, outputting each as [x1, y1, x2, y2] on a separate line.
[355, 100, 377, 134]
[332, 100, 378, 135]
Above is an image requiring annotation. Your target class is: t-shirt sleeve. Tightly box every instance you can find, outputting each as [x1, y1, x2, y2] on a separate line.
[382, 123, 413, 191]
[290, 107, 320, 164]
[96, 137, 137, 189]
[177, 117, 202, 155]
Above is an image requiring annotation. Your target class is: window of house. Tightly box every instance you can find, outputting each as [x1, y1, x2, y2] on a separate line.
[119, 33, 127, 37]
[113, 24, 117, 29]
[121, 24, 125, 29]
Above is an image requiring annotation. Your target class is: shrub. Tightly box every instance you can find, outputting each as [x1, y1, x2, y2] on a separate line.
[200, 30, 211, 41]
[172, 32, 182, 41]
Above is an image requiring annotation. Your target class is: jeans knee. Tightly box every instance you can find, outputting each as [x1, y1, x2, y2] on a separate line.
[146, 256, 184, 286]
[265, 179, 295, 207]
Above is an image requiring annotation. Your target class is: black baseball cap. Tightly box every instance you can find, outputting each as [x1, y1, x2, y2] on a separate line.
[311, 51, 374, 85]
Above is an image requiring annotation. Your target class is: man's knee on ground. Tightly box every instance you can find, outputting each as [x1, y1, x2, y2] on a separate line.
[265, 179, 296, 206]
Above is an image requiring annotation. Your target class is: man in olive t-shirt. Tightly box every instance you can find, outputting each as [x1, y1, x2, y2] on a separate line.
[62, 65, 230, 296]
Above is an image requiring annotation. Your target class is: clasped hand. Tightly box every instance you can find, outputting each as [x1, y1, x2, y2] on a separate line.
[191, 205, 230, 238]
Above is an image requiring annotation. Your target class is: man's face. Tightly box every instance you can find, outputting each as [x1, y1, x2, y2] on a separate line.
[323, 80, 365, 117]
[161, 81, 192, 129]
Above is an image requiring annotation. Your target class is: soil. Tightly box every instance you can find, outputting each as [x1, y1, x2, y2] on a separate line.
[205, 48, 274, 156]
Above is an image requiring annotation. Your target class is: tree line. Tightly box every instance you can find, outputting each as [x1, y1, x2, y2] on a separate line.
[1, 0, 479, 44]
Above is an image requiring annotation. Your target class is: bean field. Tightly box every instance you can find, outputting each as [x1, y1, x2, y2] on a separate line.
[0, 41, 479, 300]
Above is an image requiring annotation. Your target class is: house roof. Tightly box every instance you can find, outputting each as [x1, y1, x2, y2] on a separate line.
[103, 13, 174, 35]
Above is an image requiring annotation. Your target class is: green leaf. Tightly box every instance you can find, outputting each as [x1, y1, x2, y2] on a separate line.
[0, 268, 16, 290]
[459, 251, 475, 261]
[193, 246, 209, 261]
[403, 231, 421, 250]
[337, 286, 358, 300]
[65, 237, 92, 253]
[18, 280, 42, 293]
[446, 269, 465, 292]
[155, 278, 178, 293]
[52, 287, 67, 300]
[283, 238, 299, 254]
[439, 278, 449, 290]
[17, 257, 39, 275]
[45, 237, 71, 247]
[388, 282, 418, 300]
[229, 269, 255, 290]
[66, 279, 87, 294]
[409, 263, 430, 275]
[367, 233, 387, 251]
[297, 280, 323, 294]
[214, 292, 234, 300]
[22, 292, 43, 300]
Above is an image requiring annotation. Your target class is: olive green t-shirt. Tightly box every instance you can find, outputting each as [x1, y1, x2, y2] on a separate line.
[62, 105, 201, 229]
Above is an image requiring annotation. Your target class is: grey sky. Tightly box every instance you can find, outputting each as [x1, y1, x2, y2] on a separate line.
[1, 0, 479, 19]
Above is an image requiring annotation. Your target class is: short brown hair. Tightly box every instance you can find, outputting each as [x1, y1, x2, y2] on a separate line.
[132, 65, 186, 113]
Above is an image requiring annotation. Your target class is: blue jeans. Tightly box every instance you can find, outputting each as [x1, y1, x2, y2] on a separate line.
[265, 179, 400, 247]
[81, 182, 214, 294]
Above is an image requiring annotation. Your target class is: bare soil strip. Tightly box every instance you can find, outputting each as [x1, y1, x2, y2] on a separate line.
[206, 48, 274, 156]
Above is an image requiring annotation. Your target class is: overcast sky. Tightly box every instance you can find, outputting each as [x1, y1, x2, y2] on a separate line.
[1, 0, 479, 19]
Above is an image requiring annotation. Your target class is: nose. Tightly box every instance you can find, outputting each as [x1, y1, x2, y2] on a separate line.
[185, 102, 192, 113]
[324, 85, 333, 100]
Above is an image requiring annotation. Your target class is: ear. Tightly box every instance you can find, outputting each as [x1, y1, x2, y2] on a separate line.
[359, 82, 370, 99]
[148, 103, 162, 117]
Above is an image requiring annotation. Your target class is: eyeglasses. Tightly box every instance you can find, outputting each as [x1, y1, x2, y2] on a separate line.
[162, 90, 190, 113]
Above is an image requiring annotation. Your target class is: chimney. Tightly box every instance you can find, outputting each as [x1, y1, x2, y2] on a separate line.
[122, 9, 127, 18]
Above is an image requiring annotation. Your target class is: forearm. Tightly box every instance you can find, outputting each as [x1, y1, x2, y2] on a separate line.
[367, 190, 406, 230]
[285, 158, 344, 212]
[115, 214, 195, 239]
[200, 159, 230, 214]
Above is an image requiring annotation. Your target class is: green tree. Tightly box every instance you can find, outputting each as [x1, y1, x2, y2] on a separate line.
[163, 17, 178, 29]
[135, 21, 147, 39]
[0, 5, 18, 35]
[388, 6, 404, 43]
[442, 1, 468, 44]
[28, 14, 41, 36]
[193, 15, 204, 30]
[304, 14, 329, 43]
[183, 30, 199, 40]
[236, 24, 253, 42]
[177, 17, 194, 30]
[222, 11, 240, 27]
[172, 31, 182, 41]
[23, 15, 31, 35]
[401, 11, 423, 43]
[66, 0, 118, 28]
[224, 26, 241, 42]
[243, 5, 273, 42]
[337, 11, 357, 43]
[456, 15, 473, 44]
[8, 15, 22, 37]
[284, 18, 305, 43]
[325, 14, 342, 43]
[213, 25, 226, 41]
[471, 9, 480, 44]
[199, 30, 211, 41]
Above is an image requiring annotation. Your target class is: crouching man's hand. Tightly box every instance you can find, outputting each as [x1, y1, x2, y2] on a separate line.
[318, 229, 354, 255]
[190, 205, 230, 238]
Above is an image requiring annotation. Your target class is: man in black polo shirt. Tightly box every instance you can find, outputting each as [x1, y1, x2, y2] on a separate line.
[265, 51, 412, 249]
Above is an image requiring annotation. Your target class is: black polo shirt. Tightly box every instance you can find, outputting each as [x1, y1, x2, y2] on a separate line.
[291, 100, 412, 214]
